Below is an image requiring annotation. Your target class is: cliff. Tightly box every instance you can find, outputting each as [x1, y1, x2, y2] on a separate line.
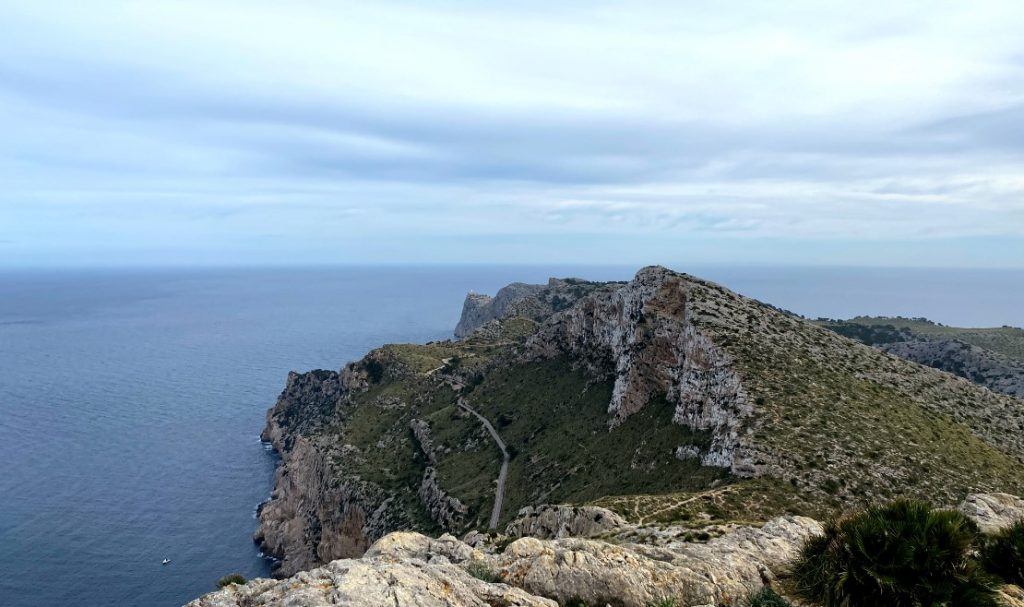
[253, 266, 1024, 577]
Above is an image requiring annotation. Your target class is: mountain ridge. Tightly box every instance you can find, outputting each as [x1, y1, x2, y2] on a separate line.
[253, 265, 1024, 578]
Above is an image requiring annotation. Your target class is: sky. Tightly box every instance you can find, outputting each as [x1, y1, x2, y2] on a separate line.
[1, 0, 1023, 268]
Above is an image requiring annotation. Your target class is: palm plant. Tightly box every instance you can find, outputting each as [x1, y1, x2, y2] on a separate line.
[791, 499, 998, 606]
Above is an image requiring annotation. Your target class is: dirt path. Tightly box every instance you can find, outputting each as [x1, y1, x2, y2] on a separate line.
[457, 399, 509, 529]
[634, 485, 738, 525]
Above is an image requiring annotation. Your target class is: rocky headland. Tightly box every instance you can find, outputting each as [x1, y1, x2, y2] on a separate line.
[192, 492, 1024, 606]
[208, 266, 1024, 605]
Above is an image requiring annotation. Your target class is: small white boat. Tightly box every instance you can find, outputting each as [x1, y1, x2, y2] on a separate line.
[162, 559, 171, 565]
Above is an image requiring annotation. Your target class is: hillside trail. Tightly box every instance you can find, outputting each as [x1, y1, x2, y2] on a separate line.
[457, 397, 509, 529]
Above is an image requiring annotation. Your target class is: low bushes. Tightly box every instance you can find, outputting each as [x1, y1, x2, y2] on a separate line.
[216, 573, 246, 588]
[745, 587, 791, 606]
[464, 559, 501, 583]
[791, 499, 998, 607]
[981, 519, 1024, 586]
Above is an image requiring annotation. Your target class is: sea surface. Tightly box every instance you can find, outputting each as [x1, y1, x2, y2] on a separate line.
[1, 265, 1021, 606]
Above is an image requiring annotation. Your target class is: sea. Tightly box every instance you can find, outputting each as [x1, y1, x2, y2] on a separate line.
[1, 265, 1021, 606]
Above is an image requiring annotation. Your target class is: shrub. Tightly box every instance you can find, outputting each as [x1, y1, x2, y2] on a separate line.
[792, 499, 998, 607]
[364, 358, 385, 383]
[981, 519, 1024, 585]
[745, 587, 791, 607]
[465, 559, 500, 583]
[217, 573, 246, 588]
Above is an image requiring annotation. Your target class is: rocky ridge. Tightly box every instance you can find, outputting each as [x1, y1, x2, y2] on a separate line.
[191, 492, 1024, 606]
[253, 266, 1024, 578]
[819, 318, 1024, 398]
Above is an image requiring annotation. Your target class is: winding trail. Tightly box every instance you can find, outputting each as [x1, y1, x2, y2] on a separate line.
[457, 398, 509, 529]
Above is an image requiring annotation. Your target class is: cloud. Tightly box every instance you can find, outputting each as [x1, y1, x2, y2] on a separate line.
[0, 0, 1023, 266]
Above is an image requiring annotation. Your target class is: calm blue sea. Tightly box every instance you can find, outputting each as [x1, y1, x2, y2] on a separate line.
[1, 265, 1021, 607]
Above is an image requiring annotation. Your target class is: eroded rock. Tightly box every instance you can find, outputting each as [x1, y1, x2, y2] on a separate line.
[504, 504, 627, 539]
[960, 492, 1024, 533]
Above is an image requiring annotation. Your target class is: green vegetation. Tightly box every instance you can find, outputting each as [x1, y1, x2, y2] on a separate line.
[744, 587, 791, 607]
[287, 273, 1024, 551]
[692, 280, 1024, 509]
[453, 357, 730, 526]
[981, 520, 1024, 586]
[216, 574, 246, 588]
[791, 500, 998, 607]
[593, 477, 831, 527]
[464, 559, 501, 583]
[823, 316, 1024, 362]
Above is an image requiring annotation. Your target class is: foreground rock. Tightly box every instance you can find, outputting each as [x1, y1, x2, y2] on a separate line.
[186, 557, 554, 607]
[960, 492, 1024, 533]
[189, 515, 821, 607]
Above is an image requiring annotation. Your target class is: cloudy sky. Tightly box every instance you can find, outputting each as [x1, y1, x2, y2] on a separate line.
[2, 1, 1023, 267]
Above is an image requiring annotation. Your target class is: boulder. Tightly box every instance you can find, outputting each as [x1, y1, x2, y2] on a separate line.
[960, 493, 1024, 533]
[185, 556, 555, 607]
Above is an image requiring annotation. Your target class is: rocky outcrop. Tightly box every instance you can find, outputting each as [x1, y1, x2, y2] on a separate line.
[410, 418, 438, 464]
[504, 504, 627, 539]
[880, 339, 1024, 398]
[960, 492, 1024, 533]
[527, 266, 761, 476]
[454, 282, 546, 338]
[419, 467, 469, 528]
[193, 515, 820, 607]
[255, 366, 402, 577]
[494, 515, 819, 607]
[186, 553, 555, 607]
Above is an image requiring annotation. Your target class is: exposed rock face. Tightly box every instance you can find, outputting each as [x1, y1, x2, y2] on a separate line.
[881, 339, 1024, 398]
[191, 515, 821, 607]
[495, 516, 819, 607]
[454, 282, 546, 338]
[186, 553, 555, 607]
[253, 265, 1024, 579]
[255, 368, 400, 577]
[504, 504, 627, 539]
[410, 418, 438, 465]
[528, 267, 760, 475]
[419, 467, 469, 528]
[960, 492, 1024, 533]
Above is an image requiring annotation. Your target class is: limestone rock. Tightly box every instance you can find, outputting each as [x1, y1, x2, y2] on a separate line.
[185, 556, 555, 607]
[454, 283, 546, 338]
[527, 266, 762, 476]
[196, 516, 821, 607]
[505, 504, 627, 539]
[418, 467, 469, 528]
[960, 492, 1024, 533]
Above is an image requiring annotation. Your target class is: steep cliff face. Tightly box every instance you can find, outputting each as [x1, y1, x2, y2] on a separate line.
[526, 267, 759, 475]
[254, 266, 1024, 578]
[255, 369, 393, 576]
[453, 282, 546, 337]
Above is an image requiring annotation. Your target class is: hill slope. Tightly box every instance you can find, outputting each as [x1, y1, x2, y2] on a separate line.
[255, 266, 1024, 577]
[817, 316, 1024, 397]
